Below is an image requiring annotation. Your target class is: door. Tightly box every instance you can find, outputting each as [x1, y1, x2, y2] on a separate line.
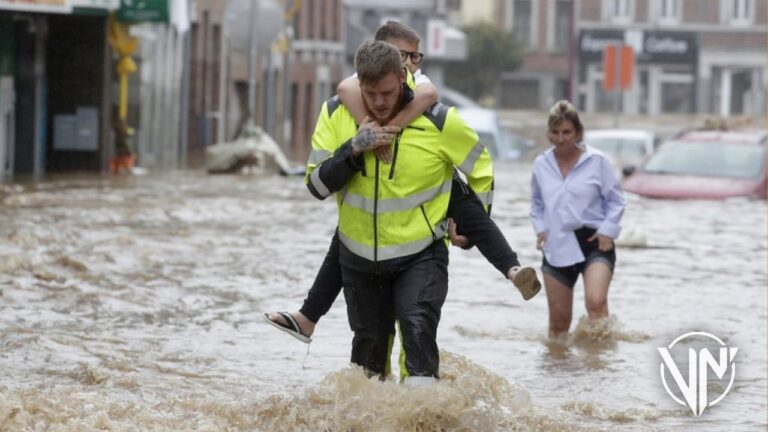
[0, 76, 14, 179]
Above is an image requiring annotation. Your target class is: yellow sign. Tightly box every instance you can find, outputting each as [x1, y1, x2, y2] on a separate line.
[0, 0, 72, 13]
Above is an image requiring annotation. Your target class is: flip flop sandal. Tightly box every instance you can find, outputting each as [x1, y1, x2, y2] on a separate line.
[262, 312, 312, 343]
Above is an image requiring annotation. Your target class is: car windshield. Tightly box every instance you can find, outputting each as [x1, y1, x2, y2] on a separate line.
[585, 137, 648, 165]
[643, 141, 765, 178]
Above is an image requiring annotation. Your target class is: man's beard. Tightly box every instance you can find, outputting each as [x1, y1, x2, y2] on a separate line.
[366, 88, 402, 125]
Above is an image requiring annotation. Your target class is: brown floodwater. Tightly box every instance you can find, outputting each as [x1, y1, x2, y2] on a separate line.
[0, 163, 765, 431]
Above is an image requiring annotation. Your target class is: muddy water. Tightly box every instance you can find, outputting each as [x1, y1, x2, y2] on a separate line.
[0, 165, 765, 431]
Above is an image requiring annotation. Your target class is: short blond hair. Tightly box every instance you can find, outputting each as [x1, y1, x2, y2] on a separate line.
[354, 40, 403, 85]
[547, 100, 584, 140]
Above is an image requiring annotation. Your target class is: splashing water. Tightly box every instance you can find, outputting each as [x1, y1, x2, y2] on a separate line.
[0, 166, 764, 431]
[569, 315, 651, 346]
[252, 351, 600, 432]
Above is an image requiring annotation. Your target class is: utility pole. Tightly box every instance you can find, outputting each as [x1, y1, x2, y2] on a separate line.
[246, 0, 259, 133]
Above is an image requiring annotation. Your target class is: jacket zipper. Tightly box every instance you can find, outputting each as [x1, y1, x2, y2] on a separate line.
[420, 205, 437, 242]
[388, 131, 403, 180]
[373, 157, 380, 273]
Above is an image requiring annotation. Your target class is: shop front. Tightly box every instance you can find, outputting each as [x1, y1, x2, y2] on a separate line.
[578, 29, 698, 116]
[0, 0, 117, 177]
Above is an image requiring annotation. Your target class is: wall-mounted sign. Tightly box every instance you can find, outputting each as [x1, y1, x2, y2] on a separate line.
[579, 29, 698, 64]
[117, 0, 168, 23]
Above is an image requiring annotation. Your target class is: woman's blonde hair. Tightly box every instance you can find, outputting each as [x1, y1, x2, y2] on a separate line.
[547, 100, 584, 142]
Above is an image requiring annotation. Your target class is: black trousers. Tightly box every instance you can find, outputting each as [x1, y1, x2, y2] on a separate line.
[341, 240, 449, 378]
[298, 173, 519, 323]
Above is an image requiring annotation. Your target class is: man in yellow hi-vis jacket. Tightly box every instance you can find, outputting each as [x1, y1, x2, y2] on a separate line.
[305, 41, 494, 384]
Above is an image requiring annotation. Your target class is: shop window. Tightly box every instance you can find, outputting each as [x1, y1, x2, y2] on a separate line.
[728, 69, 764, 116]
[661, 81, 693, 113]
[593, 78, 618, 112]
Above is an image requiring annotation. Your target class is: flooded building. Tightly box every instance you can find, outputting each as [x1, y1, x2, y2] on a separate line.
[0, 0, 118, 179]
[0, 0, 189, 179]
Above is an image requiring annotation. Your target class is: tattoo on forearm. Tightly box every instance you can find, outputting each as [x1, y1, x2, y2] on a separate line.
[352, 128, 376, 152]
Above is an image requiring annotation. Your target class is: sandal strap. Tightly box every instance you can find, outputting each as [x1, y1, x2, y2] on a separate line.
[278, 311, 305, 337]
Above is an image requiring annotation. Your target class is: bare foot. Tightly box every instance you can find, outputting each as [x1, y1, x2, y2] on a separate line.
[267, 311, 316, 338]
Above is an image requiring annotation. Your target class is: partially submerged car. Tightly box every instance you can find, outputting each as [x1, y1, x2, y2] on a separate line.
[622, 130, 767, 199]
[582, 129, 659, 173]
[458, 107, 532, 161]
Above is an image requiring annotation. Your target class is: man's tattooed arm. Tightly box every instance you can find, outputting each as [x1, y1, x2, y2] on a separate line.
[351, 128, 377, 155]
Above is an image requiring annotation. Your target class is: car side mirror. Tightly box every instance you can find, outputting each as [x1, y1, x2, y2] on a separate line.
[622, 165, 636, 177]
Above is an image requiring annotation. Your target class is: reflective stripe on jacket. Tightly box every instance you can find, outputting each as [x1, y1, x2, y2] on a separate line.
[306, 96, 494, 262]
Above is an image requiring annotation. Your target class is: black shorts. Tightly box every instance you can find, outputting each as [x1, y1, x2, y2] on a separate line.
[542, 227, 616, 289]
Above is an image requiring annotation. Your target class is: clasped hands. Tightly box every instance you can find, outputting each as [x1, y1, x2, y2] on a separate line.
[350, 117, 399, 162]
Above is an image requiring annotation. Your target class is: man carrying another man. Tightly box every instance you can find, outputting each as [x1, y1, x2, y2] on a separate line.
[305, 40, 495, 384]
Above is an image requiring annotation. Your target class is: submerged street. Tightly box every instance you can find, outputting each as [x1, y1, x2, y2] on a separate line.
[0, 164, 765, 431]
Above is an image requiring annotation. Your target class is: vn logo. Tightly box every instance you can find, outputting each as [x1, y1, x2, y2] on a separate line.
[658, 332, 738, 416]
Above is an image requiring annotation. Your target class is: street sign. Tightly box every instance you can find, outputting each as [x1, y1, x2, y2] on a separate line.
[603, 44, 634, 91]
[426, 19, 447, 57]
[117, 0, 169, 23]
[225, 0, 284, 52]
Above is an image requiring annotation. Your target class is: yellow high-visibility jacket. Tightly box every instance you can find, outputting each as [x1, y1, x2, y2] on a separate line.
[306, 96, 494, 262]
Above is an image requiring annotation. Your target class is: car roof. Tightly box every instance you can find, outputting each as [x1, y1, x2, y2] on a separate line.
[584, 129, 655, 139]
[673, 130, 767, 145]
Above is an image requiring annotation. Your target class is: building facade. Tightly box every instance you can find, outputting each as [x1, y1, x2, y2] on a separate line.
[578, 0, 766, 116]
[344, 0, 467, 91]
[437, 0, 573, 109]
[488, 0, 766, 116]
[194, 0, 345, 165]
[287, 0, 345, 163]
[499, 0, 574, 109]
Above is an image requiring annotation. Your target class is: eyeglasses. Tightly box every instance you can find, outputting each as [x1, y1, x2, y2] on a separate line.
[399, 50, 424, 65]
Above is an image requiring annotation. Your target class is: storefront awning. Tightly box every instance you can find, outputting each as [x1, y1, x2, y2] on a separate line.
[0, 0, 120, 13]
[0, 0, 72, 14]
